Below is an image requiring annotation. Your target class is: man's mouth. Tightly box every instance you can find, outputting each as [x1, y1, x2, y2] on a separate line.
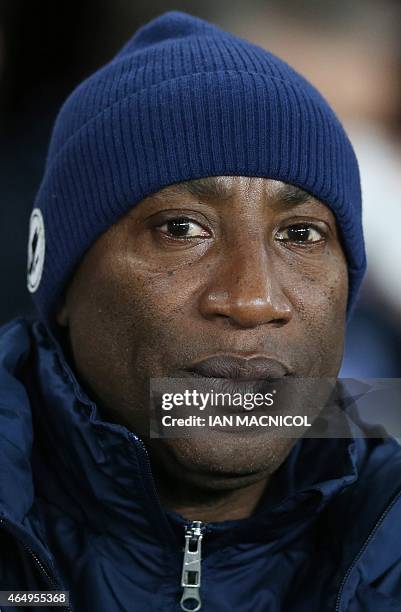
[184, 354, 291, 382]
[151, 355, 296, 435]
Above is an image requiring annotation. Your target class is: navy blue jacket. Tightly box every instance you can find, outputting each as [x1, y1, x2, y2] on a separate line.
[1, 318, 401, 611]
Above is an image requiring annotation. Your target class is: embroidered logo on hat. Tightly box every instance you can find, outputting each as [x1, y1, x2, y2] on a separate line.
[27, 208, 45, 293]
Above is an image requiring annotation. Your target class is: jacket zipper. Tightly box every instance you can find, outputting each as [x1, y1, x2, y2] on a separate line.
[335, 486, 401, 611]
[180, 521, 204, 611]
[131, 435, 205, 610]
[0, 518, 72, 612]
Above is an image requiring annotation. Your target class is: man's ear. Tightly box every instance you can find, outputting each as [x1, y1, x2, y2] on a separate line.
[56, 298, 69, 327]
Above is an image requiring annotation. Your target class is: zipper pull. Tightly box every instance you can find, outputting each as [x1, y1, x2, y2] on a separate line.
[180, 521, 203, 611]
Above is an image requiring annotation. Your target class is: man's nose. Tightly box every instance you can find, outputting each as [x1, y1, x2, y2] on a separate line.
[198, 240, 293, 329]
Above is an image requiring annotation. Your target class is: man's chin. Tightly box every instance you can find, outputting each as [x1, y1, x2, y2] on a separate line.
[148, 435, 296, 491]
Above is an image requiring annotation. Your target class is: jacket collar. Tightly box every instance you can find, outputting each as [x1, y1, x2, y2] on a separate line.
[1, 318, 360, 551]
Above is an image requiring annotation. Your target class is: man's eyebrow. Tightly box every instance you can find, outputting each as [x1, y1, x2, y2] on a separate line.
[165, 177, 233, 201]
[277, 185, 314, 205]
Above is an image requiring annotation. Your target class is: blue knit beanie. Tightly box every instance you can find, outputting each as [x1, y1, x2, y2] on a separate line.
[27, 10, 365, 324]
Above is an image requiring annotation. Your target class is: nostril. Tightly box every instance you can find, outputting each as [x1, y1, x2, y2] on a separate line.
[269, 318, 289, 328]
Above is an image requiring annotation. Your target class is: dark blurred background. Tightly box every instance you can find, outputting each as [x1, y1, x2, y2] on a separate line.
[1, 0, 400, 376]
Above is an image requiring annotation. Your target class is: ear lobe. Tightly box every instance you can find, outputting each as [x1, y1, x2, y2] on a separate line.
[56, 302, 69, 327]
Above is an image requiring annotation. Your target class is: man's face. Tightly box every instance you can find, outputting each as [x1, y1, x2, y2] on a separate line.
[58, 177, 348, 492]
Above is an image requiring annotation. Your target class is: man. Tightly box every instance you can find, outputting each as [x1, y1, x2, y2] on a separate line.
[1, 10, 401, 612]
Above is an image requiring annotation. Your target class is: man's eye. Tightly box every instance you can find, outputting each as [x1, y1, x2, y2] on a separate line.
[156, 218, 209, 239]
[275, 224, 323, 243]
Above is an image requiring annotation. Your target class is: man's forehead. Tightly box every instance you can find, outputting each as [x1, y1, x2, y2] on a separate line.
[158, 176, 315, 207]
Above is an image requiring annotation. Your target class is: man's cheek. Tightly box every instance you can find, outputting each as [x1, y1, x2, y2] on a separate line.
[287, 264, 347, 320]
[119, 268, 200, 323]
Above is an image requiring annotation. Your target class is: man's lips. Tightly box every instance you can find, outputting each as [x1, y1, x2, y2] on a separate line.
[183, 354, 291, 381]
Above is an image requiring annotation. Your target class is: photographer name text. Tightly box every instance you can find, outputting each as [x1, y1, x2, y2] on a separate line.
[161, 414, 312, 427]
